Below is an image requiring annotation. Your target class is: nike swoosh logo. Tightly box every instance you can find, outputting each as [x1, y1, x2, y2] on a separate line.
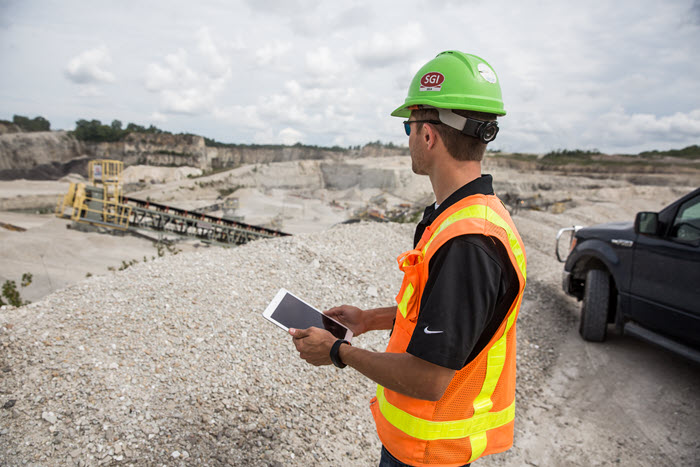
[424, 326, 444, 335]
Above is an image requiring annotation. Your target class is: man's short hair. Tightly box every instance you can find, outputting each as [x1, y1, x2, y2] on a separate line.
[412, 108, 497, 161]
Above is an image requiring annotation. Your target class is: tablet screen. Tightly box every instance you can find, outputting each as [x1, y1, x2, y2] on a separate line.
[270, 292, 349, 340]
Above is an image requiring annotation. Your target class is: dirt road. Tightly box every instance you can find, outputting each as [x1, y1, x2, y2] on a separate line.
[491, 181, 700, 466]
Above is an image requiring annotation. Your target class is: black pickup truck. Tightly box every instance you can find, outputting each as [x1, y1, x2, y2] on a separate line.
[556, 187, 700, 362]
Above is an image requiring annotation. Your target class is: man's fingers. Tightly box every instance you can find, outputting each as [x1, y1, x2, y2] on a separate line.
[289, 327, 312, 339]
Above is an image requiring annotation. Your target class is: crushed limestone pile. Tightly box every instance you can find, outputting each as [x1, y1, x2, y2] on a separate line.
[0, 223, 415, 466]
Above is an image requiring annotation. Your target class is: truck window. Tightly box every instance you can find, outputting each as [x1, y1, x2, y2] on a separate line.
[671, 195, 700, 242]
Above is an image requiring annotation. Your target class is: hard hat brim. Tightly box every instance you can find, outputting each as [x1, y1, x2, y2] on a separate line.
[391, 99, 507, 118]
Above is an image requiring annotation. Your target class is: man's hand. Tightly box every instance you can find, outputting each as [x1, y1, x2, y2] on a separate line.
[324, 305, 367, 336]
[289, 327, 337, 366]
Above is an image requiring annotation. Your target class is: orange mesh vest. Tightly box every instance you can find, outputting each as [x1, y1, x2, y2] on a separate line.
[370, 194, 527, 466]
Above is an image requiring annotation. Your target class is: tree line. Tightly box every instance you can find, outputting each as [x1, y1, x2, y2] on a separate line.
[0, 114, 169, 142]
[72, 119, 169, 142]
[3, 114, 697, 158]
[0, 115, 51, 132]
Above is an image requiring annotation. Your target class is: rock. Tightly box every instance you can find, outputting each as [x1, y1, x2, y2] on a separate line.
[42, 411, 58, 424]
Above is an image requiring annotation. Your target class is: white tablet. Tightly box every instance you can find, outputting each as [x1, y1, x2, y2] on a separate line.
[263, 288, 353, 342]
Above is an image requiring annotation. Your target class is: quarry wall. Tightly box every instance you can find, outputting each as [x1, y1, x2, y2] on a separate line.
[0, 130, 408, 180]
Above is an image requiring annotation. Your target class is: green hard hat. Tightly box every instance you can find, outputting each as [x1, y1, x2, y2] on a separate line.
[391, 51, 506, 118]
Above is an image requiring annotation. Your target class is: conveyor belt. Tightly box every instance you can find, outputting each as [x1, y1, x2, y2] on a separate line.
[122, 197, 290, 245]
[54, 162, 288, 247]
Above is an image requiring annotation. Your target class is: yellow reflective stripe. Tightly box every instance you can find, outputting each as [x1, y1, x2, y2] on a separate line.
[422, 204, 527, 280]
[397, 283, 414, 319]
[472, 294, 521, 411]
[375, 385, 515, 441]
[506, 293, 522, 332]
[469, 432, 487, 461]
[472, 339, 505, 413]
[466, 293, 522, 462]
[422, 205, 487, 253]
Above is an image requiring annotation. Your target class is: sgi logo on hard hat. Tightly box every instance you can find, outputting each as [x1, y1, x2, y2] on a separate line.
[420, 72, 445, 91]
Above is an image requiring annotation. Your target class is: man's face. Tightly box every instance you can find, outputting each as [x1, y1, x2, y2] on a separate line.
[408, 117, 429, 176]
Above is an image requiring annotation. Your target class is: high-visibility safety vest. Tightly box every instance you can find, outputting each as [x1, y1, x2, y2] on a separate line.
[370, 194, 527, 466]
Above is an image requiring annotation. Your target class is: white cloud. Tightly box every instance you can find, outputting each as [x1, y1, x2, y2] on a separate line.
[145, 50, 190, 91]
[352, 23, 426, 69]
[65, 46, 115, 84]
[288, 4, 368, 37]
[196, 27, 230, 77]
[212, 104, 266, 131]
[244, 0, 321, 16]
[305, 46, 339, 76]
[77, 85, 103, 97]
[253, 128, 276, 144]
[592, 107, 700, 147]
[144, 27, 232, 116]
[5, 0, 700, 152]
[279, 127, 303, 145]
[255, 40, 292, 67]
[150, 112, 167, 123]
[303, 46, 350, 88]
[499, 107, 700, 154]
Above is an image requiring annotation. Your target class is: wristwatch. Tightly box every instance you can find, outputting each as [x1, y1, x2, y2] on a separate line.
[330, 339, 351, 368]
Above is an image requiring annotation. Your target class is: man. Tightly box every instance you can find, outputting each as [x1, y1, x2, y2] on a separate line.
[290, 51, 526, 466]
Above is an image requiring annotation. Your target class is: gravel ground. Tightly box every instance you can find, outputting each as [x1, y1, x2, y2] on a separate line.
[0, 223, 412, 466]
[2, 178, 699, 466]
[0, 219, 567, 466]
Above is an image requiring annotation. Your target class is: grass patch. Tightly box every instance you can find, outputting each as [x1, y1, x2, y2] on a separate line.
[638, 145, 700, 160]
[217, 186, 242, 198]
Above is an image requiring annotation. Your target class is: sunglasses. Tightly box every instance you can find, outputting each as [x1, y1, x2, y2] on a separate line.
[403, 120, 442, 136]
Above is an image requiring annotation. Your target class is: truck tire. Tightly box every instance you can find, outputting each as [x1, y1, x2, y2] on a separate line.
[579, 268, 609, 342]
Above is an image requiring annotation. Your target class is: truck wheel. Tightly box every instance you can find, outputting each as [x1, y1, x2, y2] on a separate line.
[579, 268, 609, 342]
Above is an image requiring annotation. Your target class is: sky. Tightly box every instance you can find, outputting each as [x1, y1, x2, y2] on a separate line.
[1, 0, 699, 155]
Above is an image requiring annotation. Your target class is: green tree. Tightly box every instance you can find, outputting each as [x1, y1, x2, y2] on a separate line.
[126, 122, 146, 132]
[73, 119, 126, 142]
[13, 115, 50, 132]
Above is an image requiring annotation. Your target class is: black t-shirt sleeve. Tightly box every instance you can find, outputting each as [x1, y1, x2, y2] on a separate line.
[406, 235, 511, 371]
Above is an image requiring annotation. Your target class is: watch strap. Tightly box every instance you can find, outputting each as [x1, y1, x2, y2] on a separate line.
[330, 339, 350, 368]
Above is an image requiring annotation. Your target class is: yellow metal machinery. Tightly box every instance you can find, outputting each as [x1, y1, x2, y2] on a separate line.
[55, 159, 289, 245]
[55, 160, 132, 229]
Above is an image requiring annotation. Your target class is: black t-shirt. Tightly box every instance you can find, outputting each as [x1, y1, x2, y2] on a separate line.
[405, 175, 519, 370]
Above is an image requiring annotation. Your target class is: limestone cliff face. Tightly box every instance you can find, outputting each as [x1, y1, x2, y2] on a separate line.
[0, 131, 85, 172]
[209, 144, 408, 169]
[0, 129, 409, 180]
[85, 133, 208, 168]
[320, 162, 401, 190]
[0, 122, 23, 135]
[208, 146, 342, 169]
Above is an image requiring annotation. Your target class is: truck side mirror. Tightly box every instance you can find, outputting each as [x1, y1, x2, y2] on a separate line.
[635, 211, 659, 235]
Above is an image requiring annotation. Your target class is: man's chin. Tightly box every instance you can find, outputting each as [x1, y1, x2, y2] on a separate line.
[411, 165, 428, 176]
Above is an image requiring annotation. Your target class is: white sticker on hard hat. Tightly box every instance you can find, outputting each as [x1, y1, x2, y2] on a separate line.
[478, 63, 497, 84]
[420, 72, 444, 91]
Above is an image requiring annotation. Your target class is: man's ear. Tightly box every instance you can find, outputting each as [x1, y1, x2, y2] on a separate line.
[423, 123, 439, 150]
